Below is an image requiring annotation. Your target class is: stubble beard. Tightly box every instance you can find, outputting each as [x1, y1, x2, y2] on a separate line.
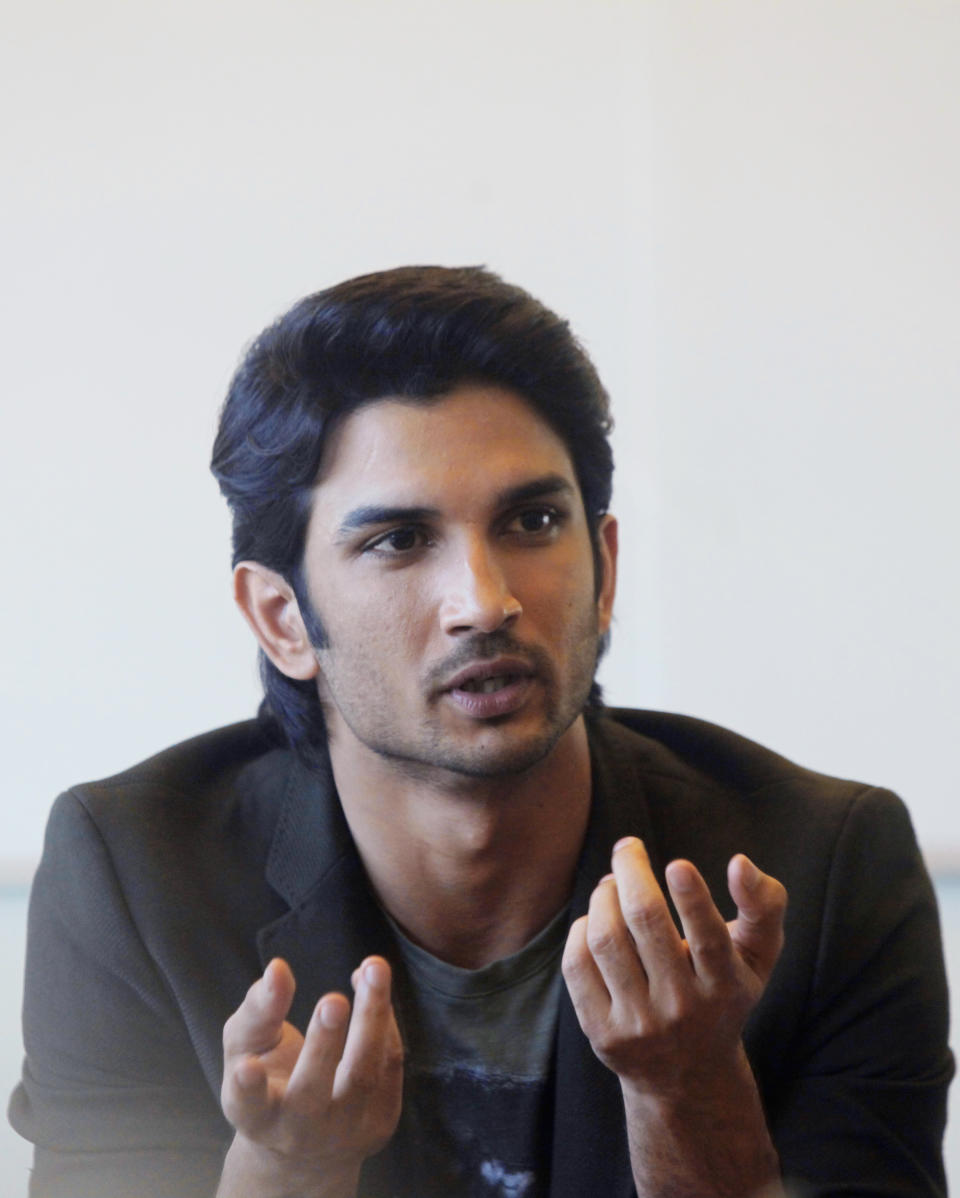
[314, 619, 602, 784]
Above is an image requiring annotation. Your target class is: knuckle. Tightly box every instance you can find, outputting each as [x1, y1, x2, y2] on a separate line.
[620, 896, 666, 934]
[585, 923, 621, 958]
[592, 1018, 646, 1060]
[694, 930, 733, 968]
[661, 993, 692, 1027]
[342, 1065, 379, 1098]
[588, 1019, 621, 1057]
[562, 921, 588, 966]
[382, 1042, 405, 1078]
[220, 1077, 256, 1132]
[222, 1010, 244, 1053]
[560, 944, 587, 982]
[593, 1030, 620, 1058]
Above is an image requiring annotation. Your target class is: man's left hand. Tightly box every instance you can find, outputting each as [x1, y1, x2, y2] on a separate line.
[561, 838, 787, 1198]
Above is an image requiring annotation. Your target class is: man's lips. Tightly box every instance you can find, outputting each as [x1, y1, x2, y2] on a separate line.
[440, 657, 537, 718]
[442, 657, 536, 694]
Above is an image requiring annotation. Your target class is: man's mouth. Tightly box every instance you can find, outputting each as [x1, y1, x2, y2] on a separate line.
[458, 674, 521, 695]
[443, 656, 535, 694]
[440, 657, 538, 718]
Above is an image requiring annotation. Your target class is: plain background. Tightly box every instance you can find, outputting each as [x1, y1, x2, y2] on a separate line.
[2, 0, 958, 1189]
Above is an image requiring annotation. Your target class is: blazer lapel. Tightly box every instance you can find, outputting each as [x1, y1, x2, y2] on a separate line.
[254, 749, 397, 1033]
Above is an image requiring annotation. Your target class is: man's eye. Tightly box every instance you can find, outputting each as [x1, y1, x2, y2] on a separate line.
[366, 527, 428, 555]
[507, 507, 562, 536]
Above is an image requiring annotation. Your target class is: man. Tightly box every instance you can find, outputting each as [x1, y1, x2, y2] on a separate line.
[10, 267, 952, 1197]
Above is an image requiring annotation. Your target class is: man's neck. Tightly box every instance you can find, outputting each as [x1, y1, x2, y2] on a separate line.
[326, 716, 593, 970]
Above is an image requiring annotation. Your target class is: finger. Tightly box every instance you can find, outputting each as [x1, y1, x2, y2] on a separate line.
[582, 873, 650, 1005]
[332, 958, 401, 1101]
[561, 913, 614, 1033]
[727, 855, 787, 983]
[221, 1046, 278, 1133]
[223, 958, 296, 1060]
[610, 838, 686, 986]
[221, 960, 296, 1131]
[284, 991, 351, 1109]
[665, 859, 738, 988]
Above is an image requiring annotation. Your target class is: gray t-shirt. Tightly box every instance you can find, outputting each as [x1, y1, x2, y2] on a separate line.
[369, 907, 568, 1198]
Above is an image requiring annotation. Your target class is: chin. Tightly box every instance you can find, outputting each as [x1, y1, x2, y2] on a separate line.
[389, 717, 579, 782]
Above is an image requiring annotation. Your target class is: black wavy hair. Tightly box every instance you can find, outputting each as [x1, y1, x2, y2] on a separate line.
[211, 265, 614, 763]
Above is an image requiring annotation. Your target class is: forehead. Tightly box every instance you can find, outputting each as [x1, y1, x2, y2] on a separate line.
[311, 385, 579, 513]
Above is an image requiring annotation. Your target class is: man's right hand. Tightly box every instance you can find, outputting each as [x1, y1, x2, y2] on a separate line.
[217, 956, 403, 1198]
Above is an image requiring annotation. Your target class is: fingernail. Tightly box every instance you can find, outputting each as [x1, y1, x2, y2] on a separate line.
[667, 861, 695, 893]
[364, 960, 389, 991]
[613, 836, 640, 854]
[741, 857, 761, 891]
[599, 872, 616, 886]
[319, 999, 346, 1030]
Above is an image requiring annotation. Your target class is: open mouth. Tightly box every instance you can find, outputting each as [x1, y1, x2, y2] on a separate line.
[439, 655, 537, 717]
[458, 675, 520, 695]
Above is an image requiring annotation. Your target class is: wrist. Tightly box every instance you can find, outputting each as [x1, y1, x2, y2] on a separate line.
[217, 1133, 362, 1198]
[619, 1048, 780, 1198]
[619, 1040, 756, 1110]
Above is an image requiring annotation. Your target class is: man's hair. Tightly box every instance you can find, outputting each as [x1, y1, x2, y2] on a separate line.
[211, 265, 614, 761]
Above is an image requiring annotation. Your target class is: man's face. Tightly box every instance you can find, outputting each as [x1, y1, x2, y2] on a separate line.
[298, 384, 616, 781]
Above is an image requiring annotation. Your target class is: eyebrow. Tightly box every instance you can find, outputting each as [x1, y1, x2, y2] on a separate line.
[497, 474, 575, 507]
[334, 474, 576, 542]
[335, 504, 438, 540]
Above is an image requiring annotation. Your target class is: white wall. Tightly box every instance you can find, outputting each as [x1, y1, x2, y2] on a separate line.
[2, 2, 957, 871]
[635, 2, 960, 868]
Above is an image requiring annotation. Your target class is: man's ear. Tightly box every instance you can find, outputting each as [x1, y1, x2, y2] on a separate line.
[233, 562, 319, 680]
[595, 514, 618, 637]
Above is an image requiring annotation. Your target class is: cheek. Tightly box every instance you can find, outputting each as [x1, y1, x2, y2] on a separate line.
[340, 575, 434, 654]
[518, 554, 596, 620]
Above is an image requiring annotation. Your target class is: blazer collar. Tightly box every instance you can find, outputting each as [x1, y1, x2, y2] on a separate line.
[262, 747, 351, 907]
[255, 748, 396, 1031]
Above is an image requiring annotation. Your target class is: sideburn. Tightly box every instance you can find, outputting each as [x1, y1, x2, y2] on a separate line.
[290, 564, 330, 651]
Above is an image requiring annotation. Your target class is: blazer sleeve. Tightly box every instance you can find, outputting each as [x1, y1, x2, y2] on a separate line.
[8, 790, 231, 1198]
[769, 787, 953, 1197]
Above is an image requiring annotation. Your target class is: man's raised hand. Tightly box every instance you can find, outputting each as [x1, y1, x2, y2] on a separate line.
[217, 957, 403, 1198]
[561, 838, 787, 1198]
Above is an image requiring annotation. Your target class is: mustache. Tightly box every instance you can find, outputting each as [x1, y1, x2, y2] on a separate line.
[425, 632, 552, 692]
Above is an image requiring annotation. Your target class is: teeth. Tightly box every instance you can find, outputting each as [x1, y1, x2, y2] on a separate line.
[461, 675, 514, 694]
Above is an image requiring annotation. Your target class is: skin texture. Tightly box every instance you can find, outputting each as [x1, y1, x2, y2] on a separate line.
[223, 385, 788, 1198]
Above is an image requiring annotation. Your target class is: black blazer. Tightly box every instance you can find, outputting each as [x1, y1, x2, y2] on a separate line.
[9, 709, 952, 1197]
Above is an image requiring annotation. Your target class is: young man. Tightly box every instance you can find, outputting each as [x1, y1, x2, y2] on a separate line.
[11, 268, 952, 1197]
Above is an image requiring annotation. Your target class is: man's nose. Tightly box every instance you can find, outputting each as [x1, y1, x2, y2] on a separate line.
[438, 540, 522, 635]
